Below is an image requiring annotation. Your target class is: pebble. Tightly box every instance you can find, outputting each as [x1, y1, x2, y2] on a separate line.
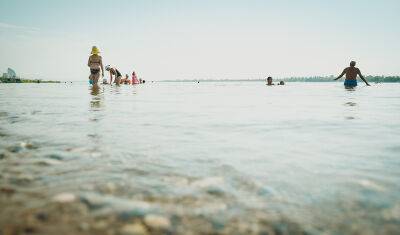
[0, 186, 16, 195]
[11, 175, 35, 185]
[20, 142, 37, 149]
[35, 212, 49, 222]
[0, 151, 8, 159]
[144, 214, 171, 230]
[35, 159, 62, 166]
[46, 154, 64, 160]
[7, 145, 23, 153]
[120, 223, 148, 235]
[93, 220, 108, 230]
[52, 193, 76, 203]
[79, 222, 90, 231]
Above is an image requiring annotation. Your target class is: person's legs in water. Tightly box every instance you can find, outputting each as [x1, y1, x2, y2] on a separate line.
[90, 69, 100, 85]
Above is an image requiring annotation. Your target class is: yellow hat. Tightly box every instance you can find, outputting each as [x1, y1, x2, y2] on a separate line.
[91, 46, 100, 55]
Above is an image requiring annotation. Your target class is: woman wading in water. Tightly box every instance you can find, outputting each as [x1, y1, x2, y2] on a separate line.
[87, 46, 104, 85]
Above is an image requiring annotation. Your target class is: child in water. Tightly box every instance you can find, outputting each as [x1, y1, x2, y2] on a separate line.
[123, 74, 131, 84]
[87, 46, 104, 85]
[132, 71, 140, 84]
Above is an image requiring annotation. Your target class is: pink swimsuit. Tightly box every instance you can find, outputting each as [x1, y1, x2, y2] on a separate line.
[132, 73, 139, 84]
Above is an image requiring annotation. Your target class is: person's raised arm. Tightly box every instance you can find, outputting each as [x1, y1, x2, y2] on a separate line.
[334, 68, 346, 80]
[358, 69, 370, 86]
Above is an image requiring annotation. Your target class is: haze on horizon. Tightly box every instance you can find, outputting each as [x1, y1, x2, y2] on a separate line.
[0, 0, 399, 81]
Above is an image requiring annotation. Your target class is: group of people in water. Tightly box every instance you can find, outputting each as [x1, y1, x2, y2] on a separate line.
[88, 46, 370, 88]
[87, 46, 144, 86]
[266, 61, 369, 87]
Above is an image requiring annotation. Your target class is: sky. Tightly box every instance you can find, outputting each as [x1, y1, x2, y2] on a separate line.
[0, 0, 399, 81]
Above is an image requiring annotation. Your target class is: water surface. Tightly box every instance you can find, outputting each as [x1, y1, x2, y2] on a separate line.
[0, 82, 399, 234]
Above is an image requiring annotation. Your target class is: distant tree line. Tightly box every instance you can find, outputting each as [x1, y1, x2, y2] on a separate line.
[282, 76, 400, 83]
[0, 75, 59, 83]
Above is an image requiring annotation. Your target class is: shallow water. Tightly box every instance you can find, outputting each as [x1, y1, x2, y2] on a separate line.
[1, 82, 400, 234]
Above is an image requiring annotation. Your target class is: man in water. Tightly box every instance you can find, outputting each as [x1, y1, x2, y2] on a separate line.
[334, 61, 370, 87]
[266, 77, 274, 86]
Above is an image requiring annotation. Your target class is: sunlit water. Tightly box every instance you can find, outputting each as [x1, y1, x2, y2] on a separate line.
[1, 82, 399, 233]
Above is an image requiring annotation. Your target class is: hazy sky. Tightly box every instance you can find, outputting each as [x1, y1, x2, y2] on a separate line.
[0, 0, 399, 81]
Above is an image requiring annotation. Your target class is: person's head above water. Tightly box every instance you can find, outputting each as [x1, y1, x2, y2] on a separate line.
[266, 77, 274, 85]
[91, 46, 100, 55]
[350, 61, 356, 67]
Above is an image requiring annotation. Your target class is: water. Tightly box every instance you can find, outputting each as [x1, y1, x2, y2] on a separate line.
[1, 82, 399, 234]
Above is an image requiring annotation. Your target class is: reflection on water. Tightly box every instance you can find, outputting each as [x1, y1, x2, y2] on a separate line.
[89, 84, 103, 111]
[0, 82, 399, 234]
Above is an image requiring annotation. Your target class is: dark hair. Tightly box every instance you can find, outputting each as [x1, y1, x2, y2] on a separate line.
[267, 77, 272, 80]
[350, 61, 356, 67]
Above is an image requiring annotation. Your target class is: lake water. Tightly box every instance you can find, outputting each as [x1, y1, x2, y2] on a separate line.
[0, 82, 399, 234]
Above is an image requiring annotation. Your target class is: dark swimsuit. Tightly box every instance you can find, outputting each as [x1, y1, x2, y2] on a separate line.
[90, 69, 100, 75]
[115, 69, 121, 77]
[111, 69, 122, 78]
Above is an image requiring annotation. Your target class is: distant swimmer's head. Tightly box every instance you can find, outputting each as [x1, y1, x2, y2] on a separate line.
[267, 77, 273, 85]
[91, 46, 100, 55]
[350, 61, 356, 67]
[105, 65, 111, 71]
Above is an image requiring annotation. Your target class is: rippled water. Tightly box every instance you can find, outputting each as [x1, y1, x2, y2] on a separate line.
[1, 82, 400, 234]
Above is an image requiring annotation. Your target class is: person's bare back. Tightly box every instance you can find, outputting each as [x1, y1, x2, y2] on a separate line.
[335, 61, 370, 86]
[343, 66, 361, 80]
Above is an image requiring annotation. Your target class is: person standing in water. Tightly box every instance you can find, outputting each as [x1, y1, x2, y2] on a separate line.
[87, 46, 104, 85]
[334, 61, 370, 87]
[105, 65, 122, 85]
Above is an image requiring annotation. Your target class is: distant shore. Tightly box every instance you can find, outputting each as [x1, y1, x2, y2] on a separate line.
[0, 77, 60, 84]
[163, 76, 400, 83]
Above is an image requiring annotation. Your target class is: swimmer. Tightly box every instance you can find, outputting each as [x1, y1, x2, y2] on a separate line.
[266, 77, 274, 86]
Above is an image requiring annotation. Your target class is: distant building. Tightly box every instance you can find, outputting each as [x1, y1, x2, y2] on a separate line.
[1, 68, 17, 78]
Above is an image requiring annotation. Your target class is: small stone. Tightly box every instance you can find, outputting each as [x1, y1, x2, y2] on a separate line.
[20, 142, 37, 149]
[52, 193, 76, 203]
[0, 187, 16, 195]
[144, 214, 171, 230]
[7, 145, 23, 153]
[0, 151, 8, 159]
[35, 212, 48, 222]
[93, 220, 109, 230]
[11, 175, 35, 185]
[35, 159, 62, 166]
[120, 223, 148, 235]
[79, 222, 90, 231]
[24, 226, 36, 234]
[47, 154, 63, 160]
